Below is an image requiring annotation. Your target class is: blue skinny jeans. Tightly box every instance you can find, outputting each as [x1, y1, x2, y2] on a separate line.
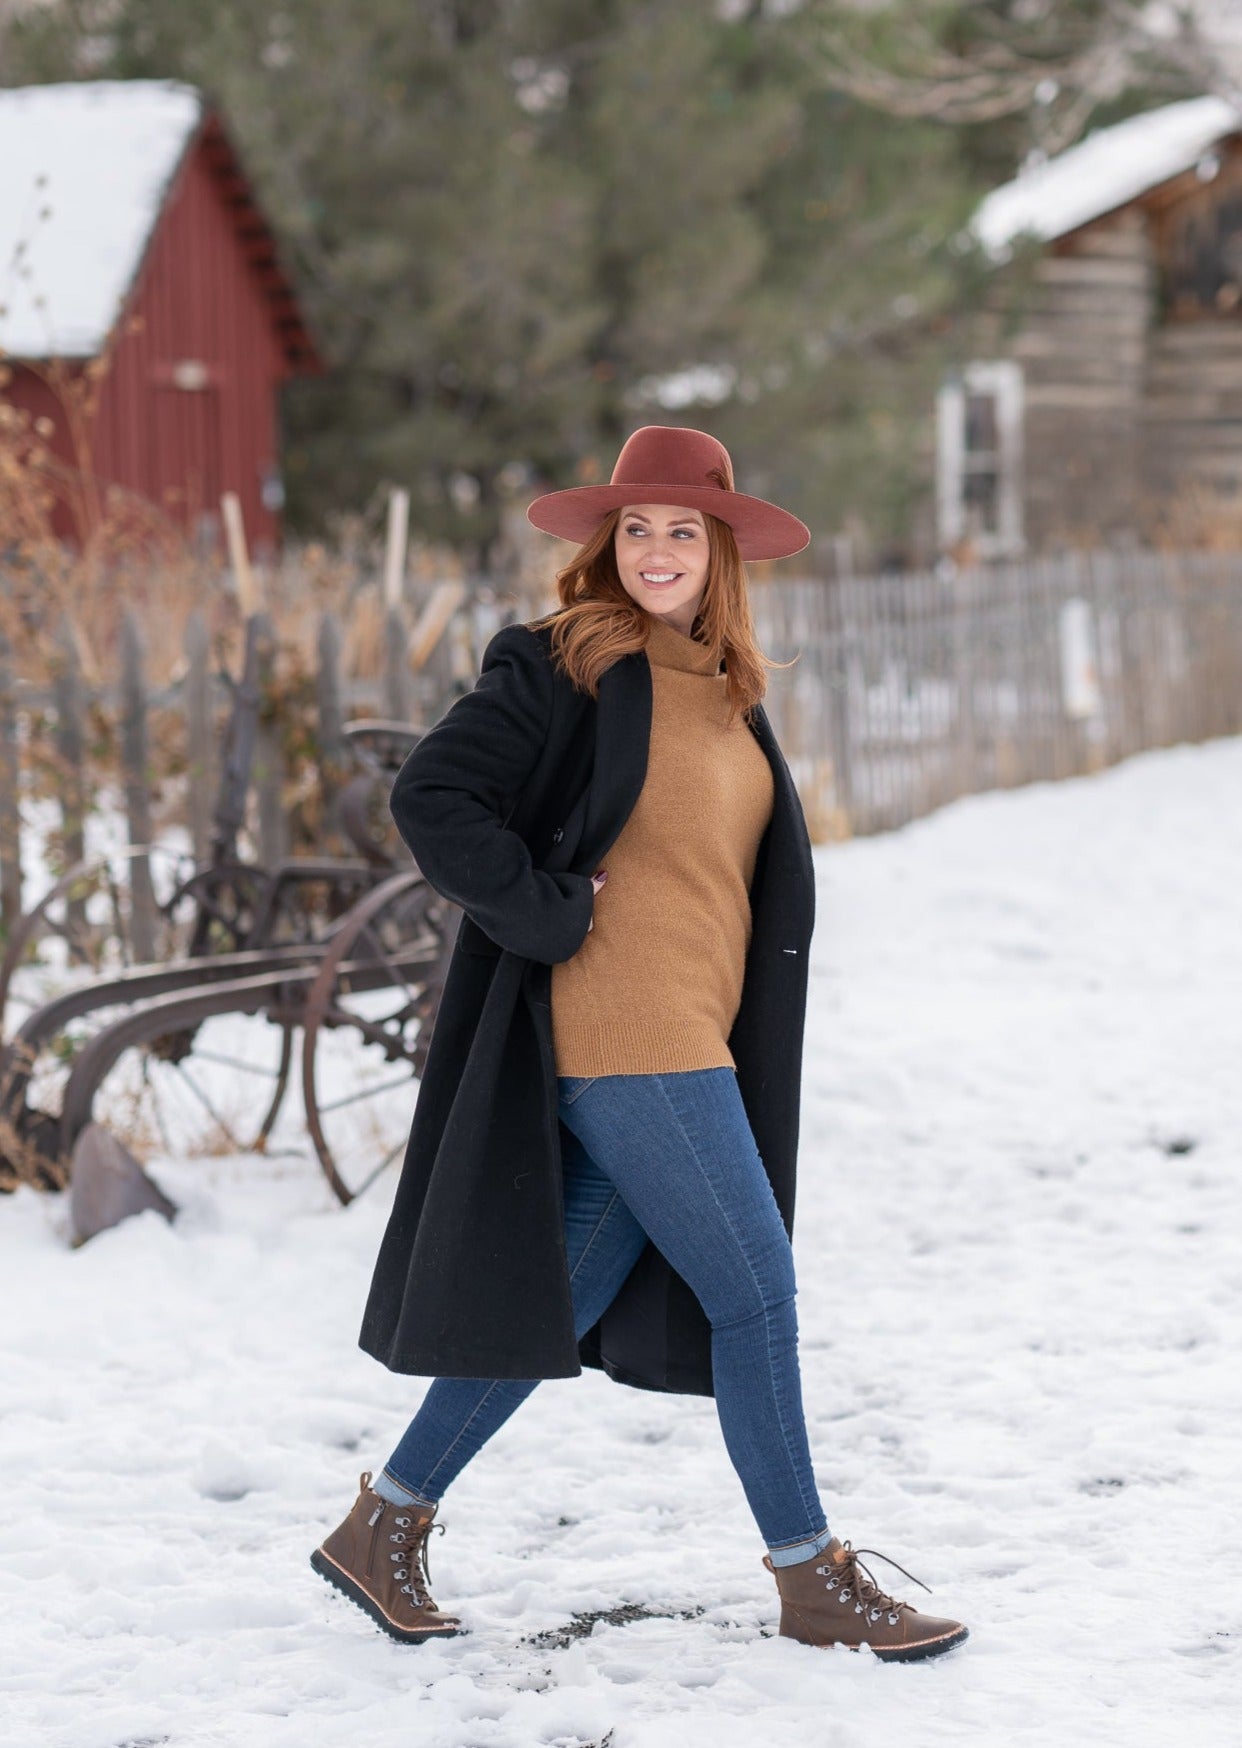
[380, 1067, 830, 1562]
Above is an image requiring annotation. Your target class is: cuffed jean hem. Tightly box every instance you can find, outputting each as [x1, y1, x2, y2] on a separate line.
[766, 1524, 835, 1569]
[374, 1467, 439, 1509]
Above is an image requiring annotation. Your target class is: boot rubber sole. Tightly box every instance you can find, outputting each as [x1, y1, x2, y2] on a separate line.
[869, 1623, 970, 1662]
[310, 1546, 463, 1644]
[779, 1599, 969, 1662]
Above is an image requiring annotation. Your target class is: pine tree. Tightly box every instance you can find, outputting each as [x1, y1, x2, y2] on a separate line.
[4, 0, 1213, 561]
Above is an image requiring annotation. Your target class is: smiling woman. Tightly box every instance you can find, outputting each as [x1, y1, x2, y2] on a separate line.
[310, 425, 970, 1667]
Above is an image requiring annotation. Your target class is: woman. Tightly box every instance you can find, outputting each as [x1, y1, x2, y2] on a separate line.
[311, 426, 968, 1663]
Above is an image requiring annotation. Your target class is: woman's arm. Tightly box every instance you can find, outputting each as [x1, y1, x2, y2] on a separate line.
[388, 622, 595, 964]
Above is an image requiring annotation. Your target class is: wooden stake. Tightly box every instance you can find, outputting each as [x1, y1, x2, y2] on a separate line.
[408, 580, 466, 672]
[221, 491, 259, 616]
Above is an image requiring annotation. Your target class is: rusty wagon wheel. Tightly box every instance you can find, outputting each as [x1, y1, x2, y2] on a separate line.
[301, 870, 454, 1205]
[3, 965, 315, 1186]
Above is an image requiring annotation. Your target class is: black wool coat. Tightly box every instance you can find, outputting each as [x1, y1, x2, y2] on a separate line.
[358, 618, 816, 1397]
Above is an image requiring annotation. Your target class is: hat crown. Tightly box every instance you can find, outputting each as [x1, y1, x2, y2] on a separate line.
[610, 426, 735, 495]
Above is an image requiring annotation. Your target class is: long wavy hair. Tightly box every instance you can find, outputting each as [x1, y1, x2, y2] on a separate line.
[530, 505, 793, 728]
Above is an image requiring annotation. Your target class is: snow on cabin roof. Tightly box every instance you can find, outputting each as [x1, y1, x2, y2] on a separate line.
[0, 79, 203, 360]
[970, 93, 1242, 259]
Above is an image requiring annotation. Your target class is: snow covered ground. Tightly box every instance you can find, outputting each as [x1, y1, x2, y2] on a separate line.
[3, 735, 1240, 1748]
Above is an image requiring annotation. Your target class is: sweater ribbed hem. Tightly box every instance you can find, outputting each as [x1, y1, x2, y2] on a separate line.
[553, 1018, 736, 1077]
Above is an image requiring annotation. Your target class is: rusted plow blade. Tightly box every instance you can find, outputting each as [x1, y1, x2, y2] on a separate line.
[68, 1123, 178, 1246]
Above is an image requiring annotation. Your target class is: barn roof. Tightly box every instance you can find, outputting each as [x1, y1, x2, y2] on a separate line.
[0, 79, 318, 368]
[970, 93, 1242, 259]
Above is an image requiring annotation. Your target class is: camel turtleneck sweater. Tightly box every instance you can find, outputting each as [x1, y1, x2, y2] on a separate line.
[550, 611, 775, 1076]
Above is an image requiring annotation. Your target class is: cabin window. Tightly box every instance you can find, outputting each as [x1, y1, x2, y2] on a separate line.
[1161, 185, 1242, 317]
[936, 360, 1024, 557]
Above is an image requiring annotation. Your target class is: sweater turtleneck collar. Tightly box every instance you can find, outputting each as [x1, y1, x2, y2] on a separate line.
[642, 610, 722, 676]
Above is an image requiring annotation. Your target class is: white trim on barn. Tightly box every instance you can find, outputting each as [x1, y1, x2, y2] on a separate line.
[937, 360, 1025, 558]
[0, 80, 202, 360]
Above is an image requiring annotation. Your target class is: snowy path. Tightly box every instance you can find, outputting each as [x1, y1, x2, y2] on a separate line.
[3, 737, 1240, 1748]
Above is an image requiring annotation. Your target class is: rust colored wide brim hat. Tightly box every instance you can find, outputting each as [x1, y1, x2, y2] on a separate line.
[525, 425, 811, 562]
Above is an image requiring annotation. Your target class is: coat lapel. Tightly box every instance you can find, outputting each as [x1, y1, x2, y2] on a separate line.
[537, 649, 652, 880]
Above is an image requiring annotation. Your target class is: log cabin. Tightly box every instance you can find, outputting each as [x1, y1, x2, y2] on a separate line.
[939, 94, 1242, 559]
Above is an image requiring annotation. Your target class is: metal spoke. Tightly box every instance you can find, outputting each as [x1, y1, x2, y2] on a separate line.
[356, 917, 423, 1009]
[315, 1071, 414, 1116]
[170, 1061, 243, 1151]
[142, 1050, 176, 1157]
[191, 1047, 287, 1080]
[350, 1135, 406, 1198]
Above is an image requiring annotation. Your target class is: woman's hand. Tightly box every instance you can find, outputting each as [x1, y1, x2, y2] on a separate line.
[587, 868, 607, 931]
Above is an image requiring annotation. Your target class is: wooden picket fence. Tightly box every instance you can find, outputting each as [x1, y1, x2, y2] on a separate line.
[2, 543, 1241, 935]
[0, 594, 476, 937]
[753, 545, 1242, 839]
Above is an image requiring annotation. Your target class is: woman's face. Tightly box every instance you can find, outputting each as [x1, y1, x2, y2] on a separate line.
[614, 503, 710, 636]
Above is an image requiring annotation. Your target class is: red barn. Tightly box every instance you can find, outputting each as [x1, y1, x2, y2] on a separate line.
[0, 79, 320, 554]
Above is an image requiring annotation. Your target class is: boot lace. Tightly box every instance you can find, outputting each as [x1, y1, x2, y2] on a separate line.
[388, 1513, 446, 1610]
[817, 1541, 933, 1627]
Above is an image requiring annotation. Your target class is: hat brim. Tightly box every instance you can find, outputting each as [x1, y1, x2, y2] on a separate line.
[525, 483, 810, 562]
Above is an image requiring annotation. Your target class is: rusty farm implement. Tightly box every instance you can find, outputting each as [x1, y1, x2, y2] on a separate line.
[0, 618, 458, 1222]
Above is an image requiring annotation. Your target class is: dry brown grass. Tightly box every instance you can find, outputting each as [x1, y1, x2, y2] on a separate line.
[1144, 476, 1242, 551]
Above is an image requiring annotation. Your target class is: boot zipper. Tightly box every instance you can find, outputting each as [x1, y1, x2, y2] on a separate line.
[365, 1501, 385, 1574]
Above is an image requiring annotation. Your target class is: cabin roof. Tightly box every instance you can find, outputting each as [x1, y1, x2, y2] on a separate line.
[971, 94, 1242, 259]
[0, 79, 203, 360]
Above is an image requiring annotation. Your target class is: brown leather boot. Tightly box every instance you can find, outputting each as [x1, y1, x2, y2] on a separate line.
[764, 1536, 968, 1662]
[311, 1471, 463, 1644]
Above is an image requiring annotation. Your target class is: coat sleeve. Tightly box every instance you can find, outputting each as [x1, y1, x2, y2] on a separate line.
[388, 622, 595, 964]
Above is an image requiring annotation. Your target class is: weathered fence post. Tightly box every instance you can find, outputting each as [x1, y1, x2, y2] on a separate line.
[222, 492, 277, 858]
[184, 612, 214, 867]
[383, 607, 410, 722]
[824, 577, 854, 829]
[52, 616, 87, 937]
[0, 629, 21, 931]
[316, 611, 346, 837]
[251, 613, 286, 867]
[119, 611, 157, 962]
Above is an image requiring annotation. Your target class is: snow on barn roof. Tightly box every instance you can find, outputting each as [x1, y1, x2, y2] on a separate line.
[971, 93, 1242, 259]
[0, 79, 202, 360]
